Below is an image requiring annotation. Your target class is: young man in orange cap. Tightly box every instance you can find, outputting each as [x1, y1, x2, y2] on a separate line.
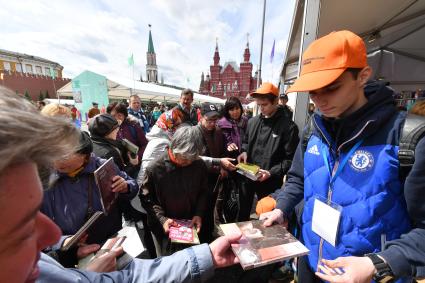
[237, 82, 299, 221]
[260, 30, 425, 282]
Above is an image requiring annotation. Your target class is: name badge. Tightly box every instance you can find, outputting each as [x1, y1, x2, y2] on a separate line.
[311, 197, 342, 247]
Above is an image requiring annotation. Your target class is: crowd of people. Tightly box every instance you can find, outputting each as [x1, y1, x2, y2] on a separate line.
[1, 29, 425, 283]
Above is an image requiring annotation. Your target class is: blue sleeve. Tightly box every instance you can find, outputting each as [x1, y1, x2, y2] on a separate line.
[115, 164, 139, 200]
[38, 244, 215, 283]
[275, 141, 305, 216]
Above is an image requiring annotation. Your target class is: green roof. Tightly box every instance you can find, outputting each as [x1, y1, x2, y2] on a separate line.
[148, 30, 155, 53]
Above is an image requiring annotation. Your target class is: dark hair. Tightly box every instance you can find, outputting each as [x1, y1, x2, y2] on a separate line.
[223, 96, 243, 120]
[76, 131, 93, 155]
[107, 102, 128, 118]
[181, 88, 194, 98]
[251, 93, 277, 103]
[346, 68, 362, 79]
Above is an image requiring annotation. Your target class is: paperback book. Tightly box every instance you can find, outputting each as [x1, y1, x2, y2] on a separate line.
[220, 220, 309, 270]
[169, 219, 200, 245]
[94, 157, 119, 214]
[236, 163, 261, 181]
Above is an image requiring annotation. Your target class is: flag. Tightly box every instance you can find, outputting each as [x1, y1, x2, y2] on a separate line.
[50, 68, 56, 79]
[270, 39, 275, 63]
[128, 54, 134, 66]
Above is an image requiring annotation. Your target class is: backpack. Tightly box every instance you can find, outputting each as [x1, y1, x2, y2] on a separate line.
[301, 113, 425, 180]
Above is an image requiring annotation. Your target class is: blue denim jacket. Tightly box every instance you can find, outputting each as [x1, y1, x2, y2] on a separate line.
[37, 244, 214, 283]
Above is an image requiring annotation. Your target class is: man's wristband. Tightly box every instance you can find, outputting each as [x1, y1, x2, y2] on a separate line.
[365, 253, 394, 283]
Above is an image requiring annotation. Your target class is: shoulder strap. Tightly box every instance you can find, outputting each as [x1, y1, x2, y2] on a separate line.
[302, 116, 315, 153]
[398, 113, 425, 179]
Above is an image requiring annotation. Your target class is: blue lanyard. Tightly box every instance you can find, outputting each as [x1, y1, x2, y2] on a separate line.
[322, 139, 363, 187]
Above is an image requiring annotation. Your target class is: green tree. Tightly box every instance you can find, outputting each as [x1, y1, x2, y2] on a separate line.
[44, 90, 50, 98]
[24, 91, 32, 101]
[38, 91, 45, 101]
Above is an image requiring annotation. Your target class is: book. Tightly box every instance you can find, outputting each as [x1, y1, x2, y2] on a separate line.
[122, 138, 139, 157]
[220, 220, 309, 270]
[61, 211, 104, 251]
[94, 157, 118, 215]
[236, 163, 261, 181]
[168, 219, 200, 245]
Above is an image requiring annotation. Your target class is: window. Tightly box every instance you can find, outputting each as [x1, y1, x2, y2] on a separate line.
[35, 66, 42, 75]
[25, 64, 33, 74]
[3, 62, 11, 71]
[45, 67, 50, 75]
[15, 63, 22, 72]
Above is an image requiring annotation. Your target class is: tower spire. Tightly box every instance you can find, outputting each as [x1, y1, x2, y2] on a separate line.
[213, 37, 220, 66]
[146, 24, 158, 83]
[243, 33, 251, 63]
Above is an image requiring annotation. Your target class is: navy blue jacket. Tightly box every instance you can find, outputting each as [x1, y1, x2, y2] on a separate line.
[275, 81, 425, 277]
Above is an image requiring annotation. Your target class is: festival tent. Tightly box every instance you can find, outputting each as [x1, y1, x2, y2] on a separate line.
[57, 71, 224, 105]
[279, 0, 425, 130]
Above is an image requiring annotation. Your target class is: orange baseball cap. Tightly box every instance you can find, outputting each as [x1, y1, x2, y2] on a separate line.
[286, 30, 368, 94]
[250, 82, 279, 97]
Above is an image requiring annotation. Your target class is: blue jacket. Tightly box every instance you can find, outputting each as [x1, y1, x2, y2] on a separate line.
[42, 155, 138, 248]
[275, 81, 425, 277]
[37, 243, 214, 282]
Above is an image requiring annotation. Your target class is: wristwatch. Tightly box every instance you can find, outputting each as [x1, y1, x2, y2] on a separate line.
[365, 253, 394, 283]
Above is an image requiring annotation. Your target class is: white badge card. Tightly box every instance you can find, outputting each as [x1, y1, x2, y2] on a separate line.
[311, 196, 342, 247]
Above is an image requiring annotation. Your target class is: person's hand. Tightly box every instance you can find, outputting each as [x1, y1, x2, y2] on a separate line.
[315, 256, 376, 283]
[220, 158, 237, 171]
[259, 209, 287, 227]
[127, 152, 139, 166]
[220, 168, 228, 179]
[209, 233, 242, 268]
[111, 176, 128, 193]
[77, 244, 101, 259]
[257, 169, 271, 182]
[86, 247, 124, 273]
[227, 143, 239, 152]
[237, 152, 247, 164]
[190, 216, 202, 233]
[163, 218, 176, 234]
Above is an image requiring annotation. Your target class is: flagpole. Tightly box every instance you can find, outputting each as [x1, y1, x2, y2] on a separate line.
[133, 63, 135, 90]
[257, 0, 266, 88]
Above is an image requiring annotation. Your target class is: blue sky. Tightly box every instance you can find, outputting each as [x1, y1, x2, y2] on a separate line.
[0, 0, 295, 90]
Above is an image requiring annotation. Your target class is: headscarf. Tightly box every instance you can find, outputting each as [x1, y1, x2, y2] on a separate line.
[155, 108, 184, 136]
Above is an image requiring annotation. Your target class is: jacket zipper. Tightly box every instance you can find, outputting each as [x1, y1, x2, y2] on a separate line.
[313, 118, 374, 269]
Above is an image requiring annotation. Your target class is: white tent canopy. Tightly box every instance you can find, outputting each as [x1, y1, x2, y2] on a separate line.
[58, 76, 225, 105]
[280, 0, 425, 131]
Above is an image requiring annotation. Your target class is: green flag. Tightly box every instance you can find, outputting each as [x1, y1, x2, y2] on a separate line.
[50, 68, 56, 79]
[128, 54, 134, 66]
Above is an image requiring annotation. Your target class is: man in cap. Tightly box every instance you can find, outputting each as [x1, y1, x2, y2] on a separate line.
[260, 30, 425, 282]
[237, 82, 299, 221]
[197, 103, 237, 241]
[88, 102, 100, 119]
[278, 93, 293, 119]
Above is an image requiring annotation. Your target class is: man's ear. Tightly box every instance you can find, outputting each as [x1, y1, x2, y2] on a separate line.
[358, 66, 372, 86]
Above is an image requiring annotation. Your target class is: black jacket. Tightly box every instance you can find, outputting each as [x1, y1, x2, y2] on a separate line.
[241, 106, 299, 193]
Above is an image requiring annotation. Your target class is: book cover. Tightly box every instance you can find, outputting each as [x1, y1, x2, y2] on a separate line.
[61, 211, 104, 251]
[236, 163, 260, 181]
[94, 157, 118, 215]
[220, 220, 309, 270]
[169, 219, 200, 245]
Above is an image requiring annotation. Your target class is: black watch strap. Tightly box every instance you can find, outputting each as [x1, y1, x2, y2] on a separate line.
[365, 253, 394, 283]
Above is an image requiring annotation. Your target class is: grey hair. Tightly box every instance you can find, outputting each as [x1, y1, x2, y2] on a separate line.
[0, 86, 79, 174]
[170, 126, 204, 161]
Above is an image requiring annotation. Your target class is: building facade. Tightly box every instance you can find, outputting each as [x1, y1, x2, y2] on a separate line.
[0, 49, 69, 101]
[199, 40, 260, 103]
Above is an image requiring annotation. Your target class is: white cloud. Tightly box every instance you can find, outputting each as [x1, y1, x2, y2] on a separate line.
[0, 0, 295, 91]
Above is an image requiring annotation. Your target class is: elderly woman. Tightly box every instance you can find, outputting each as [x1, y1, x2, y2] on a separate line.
[41, 130, 138, 266]
[140, 126, 208, 256]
